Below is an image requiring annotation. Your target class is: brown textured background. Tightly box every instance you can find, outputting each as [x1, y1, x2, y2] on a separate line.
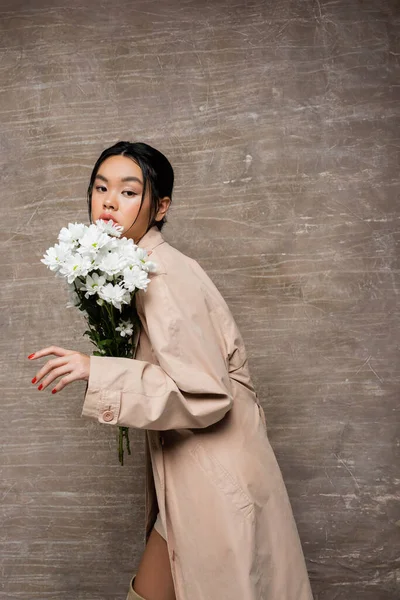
[1, 0, 399, 598]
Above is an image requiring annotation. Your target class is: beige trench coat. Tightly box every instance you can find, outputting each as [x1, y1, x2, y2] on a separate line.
[82, 226, 313, 600]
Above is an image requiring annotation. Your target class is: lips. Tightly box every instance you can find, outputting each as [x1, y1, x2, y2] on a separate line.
[99, 213, 119, 225]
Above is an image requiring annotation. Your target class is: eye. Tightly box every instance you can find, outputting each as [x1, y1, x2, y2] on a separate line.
[95, 185, 107, 193]
[123, 190, 139, 197]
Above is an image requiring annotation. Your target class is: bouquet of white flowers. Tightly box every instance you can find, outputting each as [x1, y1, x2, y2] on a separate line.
[41, 219, 157, 465]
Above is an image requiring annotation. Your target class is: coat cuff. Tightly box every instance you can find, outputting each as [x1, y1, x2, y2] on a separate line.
[81, 356, 121, 425]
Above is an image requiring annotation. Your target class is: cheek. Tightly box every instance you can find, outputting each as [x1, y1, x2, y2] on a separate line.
[123, 198, 146, 219]
[90, 193, 102, 215]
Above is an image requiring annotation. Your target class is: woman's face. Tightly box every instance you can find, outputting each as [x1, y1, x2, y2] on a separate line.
[90, 154, 168, 243]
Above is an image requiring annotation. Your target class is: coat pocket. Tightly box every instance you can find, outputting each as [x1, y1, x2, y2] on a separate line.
[189, 442, 254, 518]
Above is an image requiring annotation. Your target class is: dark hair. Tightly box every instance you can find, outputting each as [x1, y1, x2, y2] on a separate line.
[87, 141, 174, 232]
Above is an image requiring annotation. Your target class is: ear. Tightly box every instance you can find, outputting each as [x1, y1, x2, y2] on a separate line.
[155, 196, 171, 221]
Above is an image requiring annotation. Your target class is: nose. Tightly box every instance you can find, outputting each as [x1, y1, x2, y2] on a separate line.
[103, 193, 118, 211]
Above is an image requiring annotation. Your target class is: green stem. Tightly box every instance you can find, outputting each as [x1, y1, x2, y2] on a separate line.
[123, 427, 131, 455]
[118, 427, 124, 466]
[118, 427, 131, 466]
[79, 294, 139, 464]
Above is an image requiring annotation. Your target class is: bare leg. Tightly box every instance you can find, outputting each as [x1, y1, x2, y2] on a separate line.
[133, 527, 176, 600]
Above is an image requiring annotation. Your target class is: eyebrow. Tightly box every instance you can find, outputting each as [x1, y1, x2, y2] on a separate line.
[95, 173, 143, 186]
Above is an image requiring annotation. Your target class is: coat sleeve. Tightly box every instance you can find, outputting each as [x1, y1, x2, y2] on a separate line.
[81, 272, 233, 430]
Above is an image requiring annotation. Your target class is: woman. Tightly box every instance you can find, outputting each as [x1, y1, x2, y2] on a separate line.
[29, 141, 314, 600]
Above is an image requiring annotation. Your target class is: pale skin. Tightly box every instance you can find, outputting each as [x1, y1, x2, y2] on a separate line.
[29, 155, 175, 600]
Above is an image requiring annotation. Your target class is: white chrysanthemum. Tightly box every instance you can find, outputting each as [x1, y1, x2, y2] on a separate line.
[114, 238, 138, 267]
[122, 266, 151, 292]
[97, 251, 128, 276]
[95, 219, 123, 237]
[141, 260, 157, 273]
[81, 272, 107, 298]
[59, 253, 92, 284]
[90, 243, 114, 270]
[98, 282, 130, 310]
[74, 277, 85, 290]
[42, 222, 158, 311]
[66, 287, 80, 308]
[58, 223, 87, 247]
[77, 224, 111, 257]
[133, 247, 157, 273]
[115, 319, 134, 337]
[41, 242, 72, 272]
[136, 248, 148, 260]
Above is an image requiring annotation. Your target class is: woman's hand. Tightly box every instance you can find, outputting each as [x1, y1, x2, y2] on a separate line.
[28, 346, 90, 394]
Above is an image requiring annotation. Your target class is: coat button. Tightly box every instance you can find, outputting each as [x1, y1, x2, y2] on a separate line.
[102, 410, 114, 422]
[160, 435, 165, 446]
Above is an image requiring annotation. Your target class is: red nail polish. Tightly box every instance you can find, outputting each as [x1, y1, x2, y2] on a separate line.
[31, 377, 37, 384]
[52, 389, 57, 394]
[28, 353, 35, 359]
[38, 384, 43, 391]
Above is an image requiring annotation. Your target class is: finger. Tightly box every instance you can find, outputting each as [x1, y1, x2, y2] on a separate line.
[33, 355, 71, 384]
[38, 364, 72, 391]
[51, 372, 81, 394]
[28, 346, 75, 360]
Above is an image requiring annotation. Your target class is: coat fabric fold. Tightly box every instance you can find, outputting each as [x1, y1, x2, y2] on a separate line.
[82, 226, 313, 600]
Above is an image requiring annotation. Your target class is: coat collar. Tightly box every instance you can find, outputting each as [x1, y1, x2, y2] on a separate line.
[136, 225, 165, 251]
